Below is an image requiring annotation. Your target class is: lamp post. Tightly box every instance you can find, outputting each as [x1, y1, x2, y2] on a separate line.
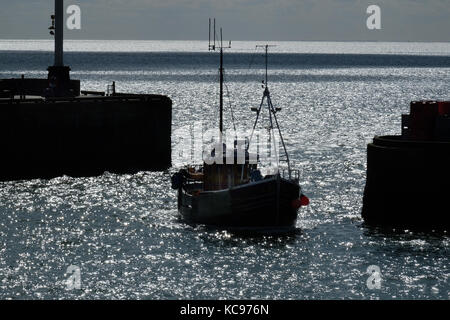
[47, 0, 72, 97]
[54, 0, 63, 67]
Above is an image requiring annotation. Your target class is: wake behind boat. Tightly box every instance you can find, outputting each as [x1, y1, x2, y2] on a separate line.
[171, 21, 309, 232]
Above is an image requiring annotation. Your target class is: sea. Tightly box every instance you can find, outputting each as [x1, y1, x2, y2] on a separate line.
[0, 40, 449, 299]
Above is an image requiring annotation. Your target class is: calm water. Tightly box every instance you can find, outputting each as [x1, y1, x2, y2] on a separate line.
[0, 41, 449, 299]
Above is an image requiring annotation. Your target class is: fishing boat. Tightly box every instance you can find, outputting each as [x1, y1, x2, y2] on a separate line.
[171, 22, 309, 232]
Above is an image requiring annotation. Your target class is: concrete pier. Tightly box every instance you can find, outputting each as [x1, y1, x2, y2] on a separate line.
[362, 100, 450, 231]
[0, 0, 172, 182]
[0, 94, 172, 181]
[0, 78, 80, 98]
[362, 137, 450, 231]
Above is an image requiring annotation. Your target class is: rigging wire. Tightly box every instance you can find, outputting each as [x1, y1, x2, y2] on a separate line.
[247, 45, 259, 72]
[211, 43, 268, 147]
[222, 45, 261, 138]
[224, 78, 237, 138]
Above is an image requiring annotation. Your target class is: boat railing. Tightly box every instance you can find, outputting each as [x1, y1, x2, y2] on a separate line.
[280, 168, 300, 181]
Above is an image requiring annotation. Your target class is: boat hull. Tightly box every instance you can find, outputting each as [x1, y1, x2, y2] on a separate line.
[178, 176, 301, 229]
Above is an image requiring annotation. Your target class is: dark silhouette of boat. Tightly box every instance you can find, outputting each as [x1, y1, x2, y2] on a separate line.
[171, 24, 308, 232]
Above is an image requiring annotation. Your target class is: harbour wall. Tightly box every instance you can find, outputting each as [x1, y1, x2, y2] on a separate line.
[0, 78, 80, 97]
[0, 94, 172, 181]
[362, 135, 450, 230]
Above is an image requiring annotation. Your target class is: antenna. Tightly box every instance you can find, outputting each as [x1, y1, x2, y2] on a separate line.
[209, 18, 231, 52]
[256, 44, 276, 88]
[208, 18, 216, 51]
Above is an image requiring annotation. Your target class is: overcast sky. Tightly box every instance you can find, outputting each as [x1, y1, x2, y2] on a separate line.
[0, 0, 449, 41]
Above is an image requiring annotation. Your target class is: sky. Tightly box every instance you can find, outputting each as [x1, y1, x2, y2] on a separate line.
[0, 0, 449, 41]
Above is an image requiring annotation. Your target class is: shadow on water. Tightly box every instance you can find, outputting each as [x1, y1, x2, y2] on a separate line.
[359, 222, 449, 240]
[178, 219, 301, 247]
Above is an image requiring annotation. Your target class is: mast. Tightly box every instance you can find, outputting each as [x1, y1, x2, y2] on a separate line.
[248, 45, 292, 178]
[209, 19, 230, 135]
[219, 29, 223, 133]
[264, 45, 268, 86]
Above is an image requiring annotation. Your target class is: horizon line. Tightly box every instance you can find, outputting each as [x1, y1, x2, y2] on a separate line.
[1, 39, 450, 44]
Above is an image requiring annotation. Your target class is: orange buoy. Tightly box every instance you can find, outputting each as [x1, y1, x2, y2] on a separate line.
[291, 195, 309, 209]
[300, 195, 310, 206]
